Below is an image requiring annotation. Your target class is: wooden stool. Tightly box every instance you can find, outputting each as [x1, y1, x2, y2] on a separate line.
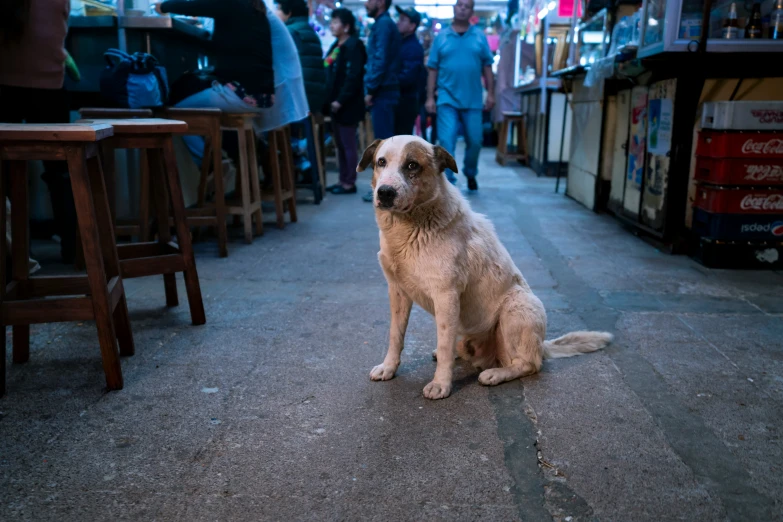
[323, 116, 339, 171]
[262, 126, 298, 229]
[77, 119, 206, 326]
[496, 112, 529, 166]
[79, 107, 155, 241]
[79, 108, 153, 119]
[0, 123, 134, 396]
[220, 113, 263, 244]
[162, 108, 228, 257]
[298, 113, 325, 204]
[312, 113, 327, 201]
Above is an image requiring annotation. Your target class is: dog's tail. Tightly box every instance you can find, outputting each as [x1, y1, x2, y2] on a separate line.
[543, 331, 613, 359]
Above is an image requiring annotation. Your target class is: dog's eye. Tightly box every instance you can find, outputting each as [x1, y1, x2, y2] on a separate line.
[377, 158, 386, 167]
[406, 162, 419, 170]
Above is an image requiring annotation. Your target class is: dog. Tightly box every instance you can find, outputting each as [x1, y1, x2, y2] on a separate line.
[356, 135, 613, 400]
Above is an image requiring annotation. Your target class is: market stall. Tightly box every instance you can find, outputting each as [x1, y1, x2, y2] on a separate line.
[512, 1, 576, 177]
[552, 0, 783, 267]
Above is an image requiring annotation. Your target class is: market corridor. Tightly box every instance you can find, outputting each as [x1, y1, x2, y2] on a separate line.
[1, 149, 782, 521]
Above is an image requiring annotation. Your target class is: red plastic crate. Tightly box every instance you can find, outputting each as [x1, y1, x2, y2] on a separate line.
[694, 157, 783, 186]
[694, 185, 783, 214]
[696, 130, 783, 159]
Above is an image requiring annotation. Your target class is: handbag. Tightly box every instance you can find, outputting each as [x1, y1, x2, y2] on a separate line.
[99, 49, 169, 108]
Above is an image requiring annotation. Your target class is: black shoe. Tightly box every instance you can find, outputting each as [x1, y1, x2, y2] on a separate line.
[362, 191, 374, 203]
[331, 185, 357, 194]
[326, 183, 341, 192]
[467, 177, 478, 191]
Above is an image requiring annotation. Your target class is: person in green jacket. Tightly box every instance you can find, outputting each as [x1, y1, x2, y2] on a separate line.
[274, 0, 326, 114]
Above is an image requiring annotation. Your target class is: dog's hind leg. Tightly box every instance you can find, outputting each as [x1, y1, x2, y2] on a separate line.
[370, 283, 413, 381]
[478, 289, 546, 386]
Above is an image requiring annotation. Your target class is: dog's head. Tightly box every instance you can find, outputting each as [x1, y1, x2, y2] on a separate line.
[356, 136, 457, 212]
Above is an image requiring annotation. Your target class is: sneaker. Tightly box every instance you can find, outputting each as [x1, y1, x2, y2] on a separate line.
[296, 157, 311, 172]
[331, 185, 357, 194]
[467, 177, 478, 191]
[362, 191, 374, 203]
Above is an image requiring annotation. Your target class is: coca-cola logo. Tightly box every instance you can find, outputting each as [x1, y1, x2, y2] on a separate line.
[750, 110, 783, 124]
[740, 193, 783, 211]
[741, 139, 783, 155]
[744, 164, 783, 182]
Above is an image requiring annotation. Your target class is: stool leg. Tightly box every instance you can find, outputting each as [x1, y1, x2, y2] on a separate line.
[0, 168, 8, 396]
[65, 147, 123, 391]
[269, 131, 286, 230]
[9, 161, 30, 365]
[246, 128, 264, 237]
[139, 149, 151, 242]
[312, 119, 326, 199]
[86, 154, 135, 357]
[236, 128, 254, 243]
[211, 126, 229, 257]
[161, 138, 206, 326]
[148, 149, 179, 308]
[283, 127, 298, 223]
[100, 143, 117, 224]
[197, 136, 212, 208]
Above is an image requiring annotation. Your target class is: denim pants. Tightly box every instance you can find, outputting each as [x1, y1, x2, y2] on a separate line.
[436, 104, 483, 183]
[175, 81, 261, 166]
[370, 92, 398, 140]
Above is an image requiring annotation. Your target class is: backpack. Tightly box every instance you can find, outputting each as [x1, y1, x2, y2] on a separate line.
[99, 49, 169, 108]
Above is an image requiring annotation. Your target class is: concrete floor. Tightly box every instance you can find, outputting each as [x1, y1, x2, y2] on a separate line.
[2, 148, 782, 521]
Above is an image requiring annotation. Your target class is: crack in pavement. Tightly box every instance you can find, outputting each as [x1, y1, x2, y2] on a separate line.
[506, 190, 777, 520]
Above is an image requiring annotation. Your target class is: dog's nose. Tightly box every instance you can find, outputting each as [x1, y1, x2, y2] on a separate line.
[377, 185, 397, 207]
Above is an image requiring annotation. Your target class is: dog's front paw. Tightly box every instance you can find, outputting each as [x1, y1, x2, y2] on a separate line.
[423, 380, 452, 400]
[478, 369, 505, 386]
[370, 363, 397, 381]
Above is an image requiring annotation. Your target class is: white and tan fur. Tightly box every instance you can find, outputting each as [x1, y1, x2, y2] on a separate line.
[357, 135, 612, 400]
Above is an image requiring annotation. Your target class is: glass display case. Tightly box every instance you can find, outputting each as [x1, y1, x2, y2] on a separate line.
[574, 9, 611, 67]
[638, 0, 783, 57]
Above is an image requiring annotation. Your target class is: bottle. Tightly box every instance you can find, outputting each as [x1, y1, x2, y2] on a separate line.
[771, 0, 783, 39]
[745, 3, 762, 38]
[722, 2, 740, 39]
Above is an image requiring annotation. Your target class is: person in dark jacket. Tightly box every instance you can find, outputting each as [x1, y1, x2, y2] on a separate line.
[323, 8, 367, 195]
[274, 0, 326, 113]
[275, 0, 327, 182]
[158, 0, 275, 167]
[363, 0, 400, 139]
[393, 6, 424, 136]
[361, 0, 401, 202]
[158, 0, 274, 108]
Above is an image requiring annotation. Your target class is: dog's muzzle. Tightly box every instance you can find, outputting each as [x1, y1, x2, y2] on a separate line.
[377, 185, 397, 208]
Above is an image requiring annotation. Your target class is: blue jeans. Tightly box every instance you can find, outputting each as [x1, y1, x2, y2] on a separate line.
[437, 104, 482, 183]
[370, 92, 398, 140]
[175, 81, 261, 166]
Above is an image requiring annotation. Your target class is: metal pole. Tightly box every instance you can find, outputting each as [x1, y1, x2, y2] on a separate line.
[555, 90, 568, 193]
[117, 0, 128, 52]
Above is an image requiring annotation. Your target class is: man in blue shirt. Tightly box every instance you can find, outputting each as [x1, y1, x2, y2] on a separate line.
[362, 0, 401, 202]
[393, 6, 424, 136]
[426, 0, 495, 190]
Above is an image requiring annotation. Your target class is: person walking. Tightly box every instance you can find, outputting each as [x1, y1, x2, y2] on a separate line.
[425, 0, 494, 190]
[361, 0, 401, 202]
[323, 8, 367, 195]
[393, 6, 424, 136]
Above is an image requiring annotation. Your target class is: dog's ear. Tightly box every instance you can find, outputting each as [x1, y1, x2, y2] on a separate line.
[357, 139, 383, 172]
[433, 145, 458, 174]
